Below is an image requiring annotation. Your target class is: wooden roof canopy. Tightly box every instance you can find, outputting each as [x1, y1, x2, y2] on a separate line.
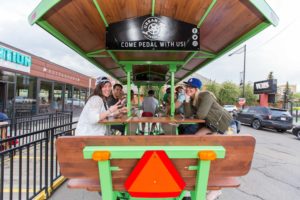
[29, 0, 278, 85]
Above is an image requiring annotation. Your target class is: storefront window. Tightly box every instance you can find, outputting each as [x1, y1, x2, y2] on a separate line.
[0, 70, 14, 82]
[16, 74, 37, 116]
[65, 85, 73, 111]
[73, 87, 81, 107]
[53, 83, 64, 111]
[6, 83, 15, 117]
[39, 80, 52, 113]
[80, 89, 87, 106]
[72, 87, 83, 116]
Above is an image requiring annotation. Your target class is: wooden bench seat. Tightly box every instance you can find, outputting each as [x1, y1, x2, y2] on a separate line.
[56, 135, 255, 198]
[67, 176, 240, 191]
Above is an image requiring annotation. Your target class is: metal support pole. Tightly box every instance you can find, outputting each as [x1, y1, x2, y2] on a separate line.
[243, 45, 246, 98]
[98, 161, 114, 200]
[169, 64, 177, 117]
[137, 86, 141, 108]
[124, 64, 132, 117]
[229, 44, 247, 108]
[158, 86, 162, 106]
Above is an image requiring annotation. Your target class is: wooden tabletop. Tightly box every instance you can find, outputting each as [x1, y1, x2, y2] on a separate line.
[99, 116, 131, 124]
[99, 116, 205, 124]
[129, 117, 177, 123]
[174, 116, 205, 124]
[129, 117, 205, 124]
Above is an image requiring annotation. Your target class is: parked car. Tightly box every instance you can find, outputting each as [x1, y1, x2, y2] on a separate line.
[292, 125, 300, 139]
[223, 105, 238, 113]
[15, 96, 36, 104]
[236, 106, 293, 132]
[66, 98, 85, 107]
[15, 96, 26, 103]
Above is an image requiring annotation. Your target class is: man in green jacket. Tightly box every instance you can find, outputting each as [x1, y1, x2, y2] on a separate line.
[178, 78, 233, 135]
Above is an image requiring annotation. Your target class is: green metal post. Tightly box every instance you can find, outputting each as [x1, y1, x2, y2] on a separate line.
[151, 0, 156, 16]
[158, 85, 162, 106]
[197, 0, 217, 28]
[86, 49, 106, 57]
[97, 161, 115, 200]
[193, 160, 211, 200]
[169, 64, 177, 117]
[137, 86, 141, 108]
[125, 64, 132, 117]
[93, 0, 109, 27]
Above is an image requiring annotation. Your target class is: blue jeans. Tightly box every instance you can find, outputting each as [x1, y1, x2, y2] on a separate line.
[178, 124, 200, 135]
[229, 120, 238, 133]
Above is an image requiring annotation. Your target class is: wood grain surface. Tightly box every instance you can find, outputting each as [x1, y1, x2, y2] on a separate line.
[56, 135, 255, 191]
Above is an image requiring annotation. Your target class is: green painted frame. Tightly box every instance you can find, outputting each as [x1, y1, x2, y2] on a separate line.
[28, 0, 61, 25]
[29, 0, 279, 131]
[29, 0, 278, 86]
[178, 21, 271, 83]
[83, 145, 226, 200]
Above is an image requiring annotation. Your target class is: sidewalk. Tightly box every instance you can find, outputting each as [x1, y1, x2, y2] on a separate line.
[49, 182, 101, 200]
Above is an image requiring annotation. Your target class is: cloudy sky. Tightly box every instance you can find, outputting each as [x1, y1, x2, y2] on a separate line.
[0, 0, 299, 91]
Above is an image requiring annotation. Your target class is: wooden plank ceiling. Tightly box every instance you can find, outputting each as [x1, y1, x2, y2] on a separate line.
[42, 0, 265, 83]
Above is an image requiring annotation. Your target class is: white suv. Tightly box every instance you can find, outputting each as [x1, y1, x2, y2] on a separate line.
[223, 105, 238, 113]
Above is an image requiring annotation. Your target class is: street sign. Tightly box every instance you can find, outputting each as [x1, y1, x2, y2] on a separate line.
[238, 98, 246, 106]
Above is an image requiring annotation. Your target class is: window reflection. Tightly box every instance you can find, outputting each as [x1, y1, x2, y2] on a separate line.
[15, 74, 37, 116]
[52, 83, 63, 112]
[64, 85, 73, 111]
[39, 80, 52, 113]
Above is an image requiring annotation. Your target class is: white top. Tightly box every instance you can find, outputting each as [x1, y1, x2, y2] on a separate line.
[141, 96, 159, 115]
[75, 96, 109, 136]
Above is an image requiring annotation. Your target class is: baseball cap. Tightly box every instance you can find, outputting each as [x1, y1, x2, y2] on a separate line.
[183, 78, 202, 89]
[95, 76, 110, 85]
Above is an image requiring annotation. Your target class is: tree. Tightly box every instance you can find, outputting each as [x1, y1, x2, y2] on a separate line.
[267, 71, 274, 80]
[205, 81, 220, 99]
[292, 93, 300, 100]
[283, 81, 291, 109]
[218, 81, 240, 105]
[243, 83, 258, 106]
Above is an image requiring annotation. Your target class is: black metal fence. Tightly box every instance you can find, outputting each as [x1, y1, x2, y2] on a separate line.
[0, 121, 77, 200]
[1, 112, 72, 149]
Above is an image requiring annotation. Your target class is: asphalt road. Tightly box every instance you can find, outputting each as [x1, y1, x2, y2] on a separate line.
[50, 126, 300, 200]
[220, 125, 300, 200]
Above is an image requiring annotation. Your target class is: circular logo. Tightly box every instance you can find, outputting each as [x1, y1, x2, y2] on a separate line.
[192, 41, 198, 47]
[192, 35, 198, 40]
[141, 17, 164, 40]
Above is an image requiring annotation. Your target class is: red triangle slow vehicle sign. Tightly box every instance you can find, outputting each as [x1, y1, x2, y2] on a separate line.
[124, 150, 186, 198]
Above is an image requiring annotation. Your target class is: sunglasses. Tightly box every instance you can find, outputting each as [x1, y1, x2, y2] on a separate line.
[96, 77, 109, 85]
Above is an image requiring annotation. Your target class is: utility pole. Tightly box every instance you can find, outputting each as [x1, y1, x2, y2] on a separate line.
[229, 44, 247, 97]
[242, 45, 246, 98]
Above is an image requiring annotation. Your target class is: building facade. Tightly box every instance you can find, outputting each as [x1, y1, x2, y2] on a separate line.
[277, 84, 297, 96]
[0, 42, 95, 117]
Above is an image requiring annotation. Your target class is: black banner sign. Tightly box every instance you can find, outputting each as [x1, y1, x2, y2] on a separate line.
[106, 15, 200, 50]
[254, 79, 277, 94]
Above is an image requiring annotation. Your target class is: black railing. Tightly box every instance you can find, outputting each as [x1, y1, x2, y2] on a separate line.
[0, 121, 77, 200]
[0, 112, 73, 148]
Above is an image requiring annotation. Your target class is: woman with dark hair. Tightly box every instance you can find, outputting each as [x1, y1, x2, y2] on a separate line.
[75, 77, 127, 136]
